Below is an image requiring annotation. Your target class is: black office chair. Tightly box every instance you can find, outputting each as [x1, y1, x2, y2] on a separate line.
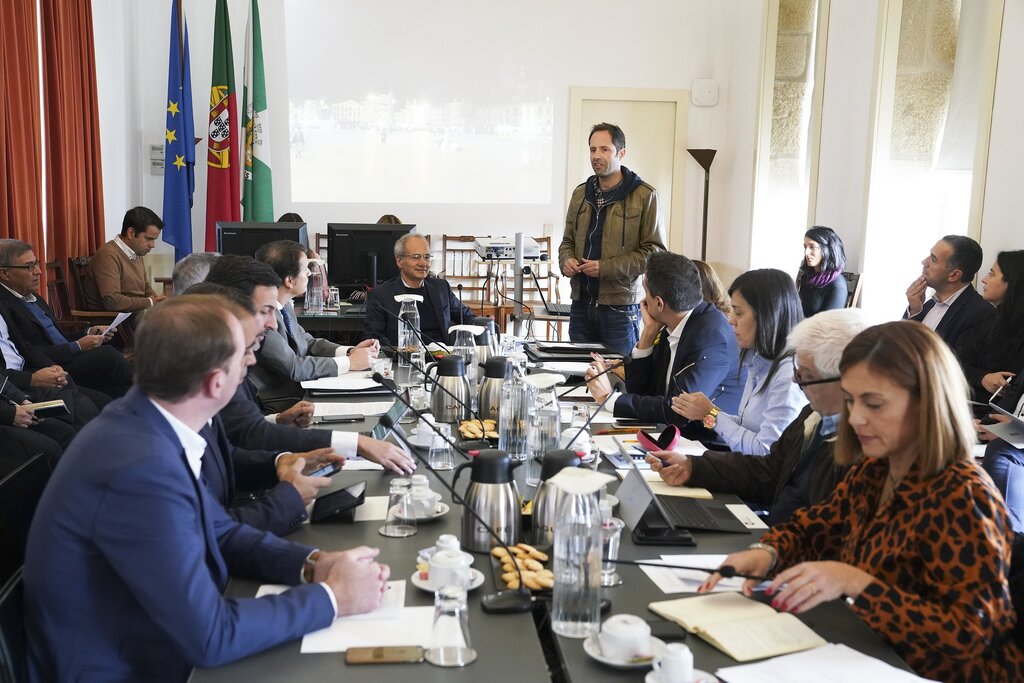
[0, 569, 27, 683]
[0, 454, 51, 586]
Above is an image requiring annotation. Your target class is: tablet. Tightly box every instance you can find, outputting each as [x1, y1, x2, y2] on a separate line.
[310, 480, 367, 523]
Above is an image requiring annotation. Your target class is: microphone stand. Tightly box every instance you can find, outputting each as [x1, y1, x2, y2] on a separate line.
[602, 558, 771, 583]
[377, 408, 534, 614]
[457, 283, 464, 326]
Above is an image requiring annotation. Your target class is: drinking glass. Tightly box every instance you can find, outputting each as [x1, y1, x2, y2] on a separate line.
[428, 424, 455, 470]
[425, 585, 477, 667]
[379, 479, 417, 538]
[600, 517, 625, 587]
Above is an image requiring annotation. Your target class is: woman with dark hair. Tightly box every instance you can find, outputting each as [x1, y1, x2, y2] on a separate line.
[955, 250, 1024, 399]
[796, 225, 847, 317]
[671, 269, 807, 454]
[703, 321, 1024, 683]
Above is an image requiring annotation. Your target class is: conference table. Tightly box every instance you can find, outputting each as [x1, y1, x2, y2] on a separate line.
[191, 381, 912, 682]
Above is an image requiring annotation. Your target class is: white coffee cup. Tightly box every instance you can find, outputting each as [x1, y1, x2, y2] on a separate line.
[428, 549, 470, 589]
[412, 488, 442, 517]
[597, 614, 651, 662]
[652, 642, 693, 683]
[435, 534, 460, 554]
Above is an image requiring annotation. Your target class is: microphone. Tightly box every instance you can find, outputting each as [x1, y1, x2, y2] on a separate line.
[371, 372, 476, 458]
[378, 409, 534, 614]
[557, 356, 630, 400]
[456, 284, 464, 326]
[380, 303, 452, 352]
[603, 558, 771, 582]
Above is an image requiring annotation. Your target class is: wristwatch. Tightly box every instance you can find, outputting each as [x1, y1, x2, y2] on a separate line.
[702, 406, 720, 430]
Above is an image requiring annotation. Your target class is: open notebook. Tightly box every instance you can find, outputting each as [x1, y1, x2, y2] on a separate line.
[648, 593, 825, 662]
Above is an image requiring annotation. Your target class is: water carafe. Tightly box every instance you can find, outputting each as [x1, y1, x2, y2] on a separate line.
[498, 355, 530, 461]
[450, 325, 483, 411]
[395, 295, 424, 389]
[452, 449, 521, 553]
[304, 267, 325, 314]
[524, 374, 563, 487]
[530, 449, 582, 550]
[547, 468, 615, 638]
[426, 355, 472, 423]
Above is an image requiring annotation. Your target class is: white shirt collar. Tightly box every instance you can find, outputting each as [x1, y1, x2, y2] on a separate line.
[0, 283, 34, 302]
[401, 276, 424, 289]
[933, 284, 969, 307]
[114, 236, 138, 261]
[148, 398, 209, 480]
[275, 300, 284, 311]
[667, 312, 690, 343]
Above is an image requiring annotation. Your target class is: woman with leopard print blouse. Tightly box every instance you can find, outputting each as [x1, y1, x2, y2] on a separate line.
[704, 321, 1024, 682]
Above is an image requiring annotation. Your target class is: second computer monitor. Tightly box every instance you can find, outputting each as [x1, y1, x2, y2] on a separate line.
[327, 223, 415, 292]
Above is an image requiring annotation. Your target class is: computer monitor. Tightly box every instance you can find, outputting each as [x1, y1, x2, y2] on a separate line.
[327, 223, 414, 291]
[215, 221, 308, 257]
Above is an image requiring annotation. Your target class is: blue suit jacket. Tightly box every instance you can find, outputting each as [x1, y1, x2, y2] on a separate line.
[219, 377, 332, 453]
[200, 415, 309, 537]
[615, 302, 743, 423]
[362, 275, 477, 346]
[24, 387, 334, 682]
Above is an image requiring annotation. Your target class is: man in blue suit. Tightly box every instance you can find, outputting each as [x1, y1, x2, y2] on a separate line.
[586, 251, 742, 424]
[24, 295, 389, 681]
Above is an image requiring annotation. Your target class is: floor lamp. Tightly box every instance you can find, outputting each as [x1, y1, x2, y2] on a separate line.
[687, 149, 717, 261]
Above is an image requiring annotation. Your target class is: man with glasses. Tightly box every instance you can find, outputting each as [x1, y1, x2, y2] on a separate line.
[0, 239, 133, 399]
[252, 240, 379, 406]
[647, 308, 869, 526]
[363, 233, 476, 346]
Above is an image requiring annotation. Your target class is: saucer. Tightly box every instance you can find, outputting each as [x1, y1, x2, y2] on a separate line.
[394, 502, 450, 522]
[582, 635, 666, 669]
[645, 669, 716, 683]
[410, 568, 485, 592]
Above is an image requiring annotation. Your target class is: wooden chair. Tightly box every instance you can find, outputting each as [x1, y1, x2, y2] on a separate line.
[65, 257, 135, 348]
[440, 235, 494, 317]
[842, 271, 863, 308]
[43, 261, 87, 337]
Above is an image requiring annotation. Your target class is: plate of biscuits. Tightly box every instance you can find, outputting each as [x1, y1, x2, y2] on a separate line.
[458, 418, 499, 444]
[491, 543, 554, 592]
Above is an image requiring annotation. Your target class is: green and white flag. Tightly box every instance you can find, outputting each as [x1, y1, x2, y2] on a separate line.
[241, 0, 273, 220]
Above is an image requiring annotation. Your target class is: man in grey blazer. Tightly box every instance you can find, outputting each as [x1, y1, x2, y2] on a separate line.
[252, 240, 379, 407]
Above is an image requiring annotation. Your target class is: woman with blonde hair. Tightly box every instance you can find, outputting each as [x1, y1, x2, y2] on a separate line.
[703, 321, 1024, 682]
[693, 260, 730, 316]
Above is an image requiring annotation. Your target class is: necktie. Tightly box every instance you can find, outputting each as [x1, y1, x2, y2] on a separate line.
[281, 308, 295, 341]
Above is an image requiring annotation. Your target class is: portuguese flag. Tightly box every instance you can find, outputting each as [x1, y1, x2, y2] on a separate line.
[205, 0, 239, 250]
[241, 0, 273, 221]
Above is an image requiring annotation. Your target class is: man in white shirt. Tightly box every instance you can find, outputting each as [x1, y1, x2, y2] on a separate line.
[904, 235, 991, 352]
[252, 240, 379, 405]
[24, 294, 389, 681]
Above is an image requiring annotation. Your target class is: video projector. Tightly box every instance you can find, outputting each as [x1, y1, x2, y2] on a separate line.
[473, 237, 542, 261]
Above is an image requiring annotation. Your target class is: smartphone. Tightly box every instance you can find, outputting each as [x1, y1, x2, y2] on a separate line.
[307, 461, 342, 478]
[345, 646, 424, 664]
[321, 414, 363, 424]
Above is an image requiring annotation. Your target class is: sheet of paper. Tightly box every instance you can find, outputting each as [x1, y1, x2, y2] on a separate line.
[716, 643, 935, 683]
[613, 469, 713, 499]
[637, 555, 745, 594]
[557, 384, 593, 401]
[314, 401, 394, 417]
[559, 405, 615, 425]
[353, 495, 389, 521]
[540, 361, 590, 376]
[300, 376, 381, 391]
[255, 582, 433, 653]
[108, 311, 132, 331]
[725, 503, 769, 530]
[341, 457, 385, 472]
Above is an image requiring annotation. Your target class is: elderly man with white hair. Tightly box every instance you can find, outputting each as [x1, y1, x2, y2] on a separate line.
[647, 308, 870, 526]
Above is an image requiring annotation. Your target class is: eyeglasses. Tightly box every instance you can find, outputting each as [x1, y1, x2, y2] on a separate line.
[1, 261, 39, 271]
[792, 359, 840, 388]
[401, 253, 432, 262]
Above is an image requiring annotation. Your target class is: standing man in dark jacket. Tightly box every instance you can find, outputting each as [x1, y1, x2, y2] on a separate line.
[647, 308, 869, 526]
[558, 122, 666, 355]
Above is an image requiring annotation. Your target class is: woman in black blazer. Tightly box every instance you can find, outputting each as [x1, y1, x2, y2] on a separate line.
[795, 225, 848, 317]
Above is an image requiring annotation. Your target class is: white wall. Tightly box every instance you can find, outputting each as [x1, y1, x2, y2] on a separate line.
[90, 0, 1022, 283]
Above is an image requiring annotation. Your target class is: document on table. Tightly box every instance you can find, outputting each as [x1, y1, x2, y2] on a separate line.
[613, 469, 713, 499]
[540, 361, 590, 376]
[314, 401, 394, 417]
[300, 376, 382, 391]
[716, 643, 936, 682]
[342, 457, 385, 472]
[353, 495, 389, 521]
[557, 384, 593, 401]
[256, 581, 435, 653]
[637, 555, 745, 594]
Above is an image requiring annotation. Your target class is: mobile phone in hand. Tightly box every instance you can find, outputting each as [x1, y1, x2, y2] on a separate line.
[307, 462, 342, 478]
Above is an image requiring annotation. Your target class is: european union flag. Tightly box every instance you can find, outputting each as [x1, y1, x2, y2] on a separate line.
[162, 0, 195, 263]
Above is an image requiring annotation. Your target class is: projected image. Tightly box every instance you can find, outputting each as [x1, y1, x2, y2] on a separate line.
[289, 95, 552, 204]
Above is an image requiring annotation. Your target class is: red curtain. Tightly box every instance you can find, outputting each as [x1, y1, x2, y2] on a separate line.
[0, 0, 46, 261]
[40, 0, 106, 270]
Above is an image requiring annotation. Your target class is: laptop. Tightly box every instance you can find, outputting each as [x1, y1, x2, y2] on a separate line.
[986, 401, 1024, 449]
[621, 457, 751, 535]
[544, 302, 571, 316]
